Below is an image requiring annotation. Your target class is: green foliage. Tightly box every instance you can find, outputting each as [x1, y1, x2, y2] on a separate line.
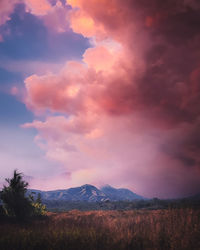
[0, 170, 46, 220]
[30, 193, 47, 216]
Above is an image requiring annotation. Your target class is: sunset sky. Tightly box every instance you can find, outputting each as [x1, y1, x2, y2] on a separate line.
[0, 0, 200, 198]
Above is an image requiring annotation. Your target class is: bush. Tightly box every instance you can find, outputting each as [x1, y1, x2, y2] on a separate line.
[30, 193, 47, 216]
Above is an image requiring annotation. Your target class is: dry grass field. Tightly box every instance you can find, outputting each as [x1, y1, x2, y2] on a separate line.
[0, 208, 200, 250]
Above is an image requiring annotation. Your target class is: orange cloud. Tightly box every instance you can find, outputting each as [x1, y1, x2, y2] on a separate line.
[69, 8, 106, 38]
[68, 0, 137, 44]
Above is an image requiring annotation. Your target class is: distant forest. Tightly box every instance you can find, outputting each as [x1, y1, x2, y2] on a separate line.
[44, 197, 200, 212]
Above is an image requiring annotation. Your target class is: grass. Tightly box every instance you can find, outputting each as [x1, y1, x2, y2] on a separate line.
[0, 208, 200, 250]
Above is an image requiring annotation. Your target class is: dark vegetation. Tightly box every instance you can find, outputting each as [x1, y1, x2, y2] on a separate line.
[0, 170, 46, 221]
[44, 196, 200, 212]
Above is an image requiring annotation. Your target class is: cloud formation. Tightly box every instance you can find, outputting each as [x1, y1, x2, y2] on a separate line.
[0, 0, 70, 40]
[22, 0, 200, 198]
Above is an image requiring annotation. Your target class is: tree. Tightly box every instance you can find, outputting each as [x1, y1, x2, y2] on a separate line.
[0, 170, 35, 219]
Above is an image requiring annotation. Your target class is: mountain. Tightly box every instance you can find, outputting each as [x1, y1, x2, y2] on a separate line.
[62, 184, 108, 202]
[101, 185, 144, 201]
[28, 184, 144, 202]
[28, 185, 108, 202]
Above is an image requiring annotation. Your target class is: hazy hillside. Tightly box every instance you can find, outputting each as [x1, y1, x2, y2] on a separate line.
[101, 185, 144, 200]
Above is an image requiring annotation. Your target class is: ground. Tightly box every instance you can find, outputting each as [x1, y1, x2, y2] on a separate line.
[0, 208, 200, 250]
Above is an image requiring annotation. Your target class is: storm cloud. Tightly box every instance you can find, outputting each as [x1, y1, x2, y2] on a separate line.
[20, 0, 200, 198]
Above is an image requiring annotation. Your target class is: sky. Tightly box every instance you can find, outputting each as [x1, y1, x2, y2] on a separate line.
[0, 0, 200, 198]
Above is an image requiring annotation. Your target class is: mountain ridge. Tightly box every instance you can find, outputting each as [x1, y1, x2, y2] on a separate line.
[101, 185, 144, 201]
[28, 184, 145, 202]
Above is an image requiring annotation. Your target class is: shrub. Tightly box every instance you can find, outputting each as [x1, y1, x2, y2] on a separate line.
[30, 193, 47, 216]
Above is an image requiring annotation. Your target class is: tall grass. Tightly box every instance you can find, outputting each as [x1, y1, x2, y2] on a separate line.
[0, 208, 199, 250]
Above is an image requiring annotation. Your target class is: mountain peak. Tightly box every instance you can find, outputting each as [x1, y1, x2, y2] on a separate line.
[81, 184, 97, 189]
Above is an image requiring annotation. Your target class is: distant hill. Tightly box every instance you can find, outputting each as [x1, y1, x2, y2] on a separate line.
[100, 185, 144, 201]
[28, 184, 144, 202]
[186, 193, 200, 200]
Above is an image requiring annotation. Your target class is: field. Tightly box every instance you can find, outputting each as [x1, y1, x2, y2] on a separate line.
[0, 208, 200, 250]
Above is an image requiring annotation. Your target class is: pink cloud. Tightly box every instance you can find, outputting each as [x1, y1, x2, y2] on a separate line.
[42, 2, 70, 33]
[24, 44, 131, 115]
[21, 0, 200, 198]
[24, 0, 52, 16]
[25, 0, 70, 33]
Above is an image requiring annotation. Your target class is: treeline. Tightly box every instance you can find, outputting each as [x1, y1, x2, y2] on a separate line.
[44, 196, 200, 212]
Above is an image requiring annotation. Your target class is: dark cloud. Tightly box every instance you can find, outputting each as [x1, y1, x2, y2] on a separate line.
[77, 0, 200, 192]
